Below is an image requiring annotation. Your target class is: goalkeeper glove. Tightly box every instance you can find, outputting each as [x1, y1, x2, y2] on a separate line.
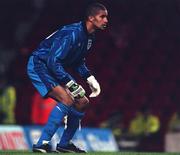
[87, 75, 101, 98]
[66, 80, 85, 98]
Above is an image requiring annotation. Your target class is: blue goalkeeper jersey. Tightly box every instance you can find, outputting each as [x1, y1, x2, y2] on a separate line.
[31, 21, 95, 84]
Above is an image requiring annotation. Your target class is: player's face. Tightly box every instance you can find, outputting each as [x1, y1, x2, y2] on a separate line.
[91, 10, 108, 30]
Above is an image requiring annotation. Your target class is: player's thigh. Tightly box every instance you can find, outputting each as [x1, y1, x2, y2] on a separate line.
[47, 86, 74, 106]
[27, 56, 55, 97]
[27, 56, 73, 106]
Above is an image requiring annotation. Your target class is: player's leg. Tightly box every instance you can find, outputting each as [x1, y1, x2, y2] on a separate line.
[56, 96, 89, 153]
[36, 86, 73, 146]
[27, 56, 74, 152]
[32, 88, 72, 152]
[74, 96, 90, 112]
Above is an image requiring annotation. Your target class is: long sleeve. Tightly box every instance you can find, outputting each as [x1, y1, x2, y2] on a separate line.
[46, 33, 74, 85]
[74, 58, 91, 80]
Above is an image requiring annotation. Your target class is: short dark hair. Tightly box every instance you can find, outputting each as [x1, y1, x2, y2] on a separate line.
[85, 3, 107, 19]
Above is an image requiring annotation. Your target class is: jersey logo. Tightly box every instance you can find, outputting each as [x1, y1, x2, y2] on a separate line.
[87, 39, 92, 50]
[78, 43, 81, 47]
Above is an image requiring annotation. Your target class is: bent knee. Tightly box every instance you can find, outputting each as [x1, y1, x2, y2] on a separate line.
[82, 97, 89, 104]
[78, 96, 89, 105]
[74, 96, 90, 112]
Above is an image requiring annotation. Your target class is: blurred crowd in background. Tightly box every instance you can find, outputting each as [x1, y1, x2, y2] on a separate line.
[1, 0, 180, 152]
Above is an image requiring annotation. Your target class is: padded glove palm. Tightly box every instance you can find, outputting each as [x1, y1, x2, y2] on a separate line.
[66, 80, 85, 98]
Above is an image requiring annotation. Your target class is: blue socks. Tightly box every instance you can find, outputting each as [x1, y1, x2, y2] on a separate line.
[37, 102, 69, 146]
[58, 107, 85, 147]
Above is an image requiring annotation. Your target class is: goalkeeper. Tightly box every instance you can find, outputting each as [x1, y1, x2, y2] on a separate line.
[27, 2, 108, 153]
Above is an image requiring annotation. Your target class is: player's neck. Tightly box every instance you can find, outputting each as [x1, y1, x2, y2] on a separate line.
[86, 21, 96, 34]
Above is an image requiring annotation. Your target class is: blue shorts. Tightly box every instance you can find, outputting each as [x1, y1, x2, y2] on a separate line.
[27, 56, 61, 97]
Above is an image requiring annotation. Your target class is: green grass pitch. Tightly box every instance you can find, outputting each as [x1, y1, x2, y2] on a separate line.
[0, 151, 180, 155]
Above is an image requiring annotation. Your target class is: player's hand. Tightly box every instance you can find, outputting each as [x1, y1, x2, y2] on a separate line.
[87, 75, 101, 98]
[66, 80, 85, 98]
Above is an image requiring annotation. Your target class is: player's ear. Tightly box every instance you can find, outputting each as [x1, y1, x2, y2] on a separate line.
[88, 16, 94, 22]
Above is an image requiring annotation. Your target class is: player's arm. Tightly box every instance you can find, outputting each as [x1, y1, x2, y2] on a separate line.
[46, 35, 72, 84]
[74, 60, 101, 98]
[46, 33, 85, 98]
